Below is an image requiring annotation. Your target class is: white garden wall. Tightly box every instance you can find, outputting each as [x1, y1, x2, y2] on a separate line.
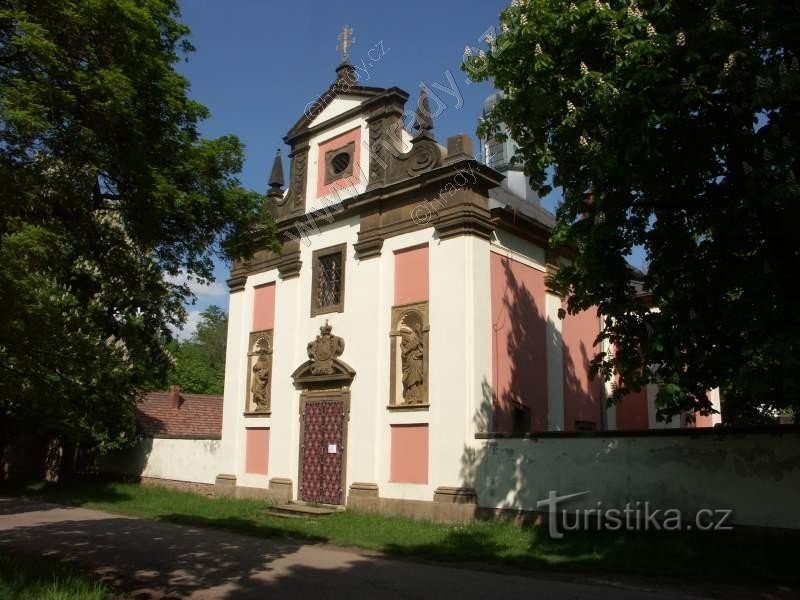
[468, 430, 800, 529]
[100, 437, 224, 485]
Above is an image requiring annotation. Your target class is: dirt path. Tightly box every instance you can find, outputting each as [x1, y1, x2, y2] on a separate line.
[0, 497, 788, 599]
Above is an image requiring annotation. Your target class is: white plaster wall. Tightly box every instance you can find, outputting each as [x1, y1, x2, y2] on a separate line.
[472, 432, 800, 529]
[218, 288, 246, 475]
[309, 96, 363, 128]
[490, 230, 546, 271]
[424, 234, 492, 497]
[101, 438, 223, 485]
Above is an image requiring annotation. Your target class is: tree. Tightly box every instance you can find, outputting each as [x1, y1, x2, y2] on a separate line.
[0, 1, 274, 454]
[167, 306, 228, 395]
[465, 1, 800, 423]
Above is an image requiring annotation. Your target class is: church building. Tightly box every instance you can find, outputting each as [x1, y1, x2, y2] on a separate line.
[211, 45, 720, 513]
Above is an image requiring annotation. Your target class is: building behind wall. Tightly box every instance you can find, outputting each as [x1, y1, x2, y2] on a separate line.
[105, 54, 724, 519]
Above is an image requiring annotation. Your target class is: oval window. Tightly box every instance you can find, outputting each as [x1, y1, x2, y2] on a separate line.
[331, 152, 351, 175]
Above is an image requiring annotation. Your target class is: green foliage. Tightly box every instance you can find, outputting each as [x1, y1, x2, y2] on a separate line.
[167, 305, 228, 395]
[465, 1, 800, 423]
[0, 1, 274, 452]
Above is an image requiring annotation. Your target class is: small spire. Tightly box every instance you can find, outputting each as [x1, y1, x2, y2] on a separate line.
[412, 87, 435, 136]
[267, 148, 284, 197]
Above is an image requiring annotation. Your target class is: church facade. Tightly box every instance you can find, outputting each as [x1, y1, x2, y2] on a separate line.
[208, 57, 720, 512]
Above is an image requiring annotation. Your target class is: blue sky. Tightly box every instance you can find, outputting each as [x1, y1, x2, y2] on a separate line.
[172, 0, 521, 336]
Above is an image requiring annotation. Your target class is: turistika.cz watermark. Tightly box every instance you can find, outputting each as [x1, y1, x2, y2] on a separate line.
[537, 491, 734, 539]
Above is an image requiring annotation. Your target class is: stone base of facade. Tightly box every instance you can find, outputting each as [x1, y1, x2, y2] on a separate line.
[346, 483, 477, 523]
[139, 476, 215, 496]
[214, 474, 293, 503]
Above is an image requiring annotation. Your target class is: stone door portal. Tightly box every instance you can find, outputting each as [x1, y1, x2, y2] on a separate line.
[291, 323, 355, 506]
[299, 396, 346, 505]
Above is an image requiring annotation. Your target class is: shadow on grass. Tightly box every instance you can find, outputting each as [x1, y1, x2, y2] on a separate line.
[7, 481, 800, 590]
[2, 479, 135, 507]
[384, 520, 800, 587]
[159, 512, 328, 545]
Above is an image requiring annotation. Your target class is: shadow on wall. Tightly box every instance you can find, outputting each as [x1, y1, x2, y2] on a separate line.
[461, 382, 541, 514]
[493, 252, 603, 434]
[95, 406, 165, 480]
[98, 437, 155, 480]
[492, 255, 547, 433]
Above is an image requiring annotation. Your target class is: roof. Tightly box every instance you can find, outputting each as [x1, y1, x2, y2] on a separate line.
[488, 185, 557, 230]
[136, 391, 223, 439]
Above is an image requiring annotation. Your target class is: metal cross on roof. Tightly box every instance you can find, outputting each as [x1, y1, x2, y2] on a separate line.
[337, 25, 355, 63]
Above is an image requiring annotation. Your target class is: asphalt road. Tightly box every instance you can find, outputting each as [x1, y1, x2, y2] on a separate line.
[0, 497, 789, 599]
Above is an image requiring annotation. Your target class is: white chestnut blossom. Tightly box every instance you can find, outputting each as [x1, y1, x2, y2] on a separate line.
[567, 100, 576, 113]
[580, 62, 589, 76]
[534, 42, 543, 56]
[676, 31, 686, 46]
[723, 53, 736, 74]
[646, 23, 657, 38]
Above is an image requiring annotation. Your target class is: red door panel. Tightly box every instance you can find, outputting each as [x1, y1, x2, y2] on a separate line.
[300, 399, 344, 505]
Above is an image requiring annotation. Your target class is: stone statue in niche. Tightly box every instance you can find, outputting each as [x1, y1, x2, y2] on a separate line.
[399, 314, 425, 404]
[248, 333, 273, 413]
[389, 302, 429, 406]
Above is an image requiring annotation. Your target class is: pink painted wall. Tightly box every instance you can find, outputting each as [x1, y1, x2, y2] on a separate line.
[490, 252, 548, 432]
[394, 245, 429, 305]
[245, 428, 270, 475]
[316, 127, 362, 198]
[252, 283, 275, 332]
[685, 411, 715, 428]
[389, 424, 428, 484]
[562, 308, 605, 431]
[616, 387, 649, 430]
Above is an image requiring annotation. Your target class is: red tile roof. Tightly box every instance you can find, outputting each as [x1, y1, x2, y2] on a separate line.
[137, 391, 223, 439]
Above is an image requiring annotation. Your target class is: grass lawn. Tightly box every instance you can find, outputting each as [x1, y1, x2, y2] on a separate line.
[11, 480, 800, 586]
[0, 552, 112, 600]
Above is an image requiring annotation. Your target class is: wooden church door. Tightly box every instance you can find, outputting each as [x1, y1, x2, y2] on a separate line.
[299, 396, 346, 505]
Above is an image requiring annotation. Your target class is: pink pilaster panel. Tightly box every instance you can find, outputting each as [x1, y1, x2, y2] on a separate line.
[490, 252, 548, 433]
[562, 308, 604, 431]
[245, 428, 270, 475]
[616, 387, 649, 430]
[316, 127, 362, 198]
[389, 424, 428, 484]
[252, 283, 275, 332]
[394, 245, 429, 305]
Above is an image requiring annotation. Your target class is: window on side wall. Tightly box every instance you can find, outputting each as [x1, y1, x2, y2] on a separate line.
[311, 244, 346, 317]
